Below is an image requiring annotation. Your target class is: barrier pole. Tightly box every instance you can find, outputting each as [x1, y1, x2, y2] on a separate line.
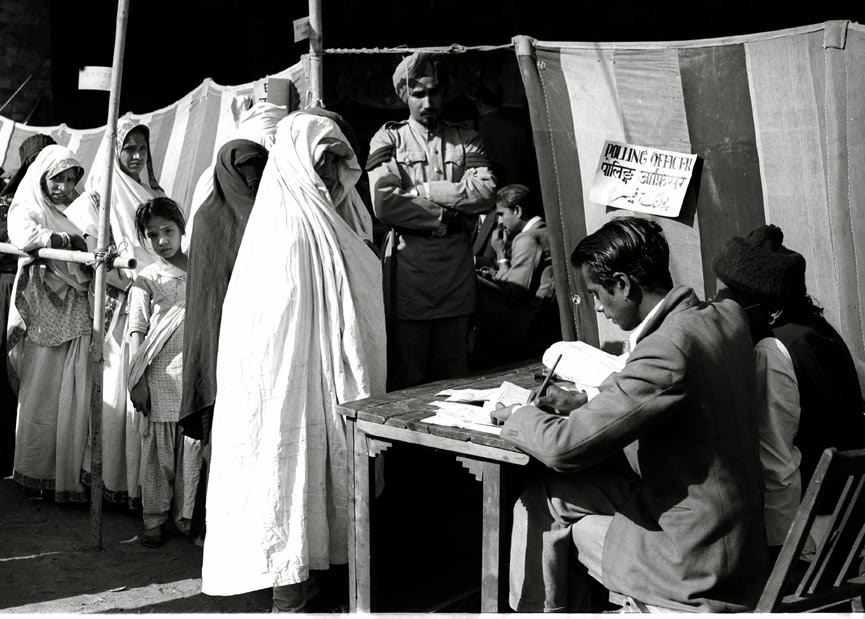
[308, 0, 324, 106]
[90, 0, 130, 550]
[0, 242, 136, 270]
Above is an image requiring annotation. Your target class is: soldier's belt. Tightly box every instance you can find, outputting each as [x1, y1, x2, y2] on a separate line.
[393, 220, 464, 238]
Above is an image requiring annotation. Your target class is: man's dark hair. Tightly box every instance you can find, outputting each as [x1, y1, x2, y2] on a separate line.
[571, 216, 673, 293]
[496, 184, 541, 219]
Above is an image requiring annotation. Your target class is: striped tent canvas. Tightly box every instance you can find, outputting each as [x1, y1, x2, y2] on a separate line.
[514, 20, 865, 361]
[0, 62, 305, 218]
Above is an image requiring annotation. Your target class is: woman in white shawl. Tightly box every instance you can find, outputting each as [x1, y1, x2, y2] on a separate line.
[7, 145, 92, 502]
[66, 118, 166, 508]
[202, 111, 385, 611]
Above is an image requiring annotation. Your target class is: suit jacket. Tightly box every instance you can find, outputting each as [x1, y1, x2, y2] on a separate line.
[503, 286, 770, 612]
[493, 221, 554, 306]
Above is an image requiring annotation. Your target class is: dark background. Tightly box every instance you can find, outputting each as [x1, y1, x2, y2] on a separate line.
[48, 0, 865, 129]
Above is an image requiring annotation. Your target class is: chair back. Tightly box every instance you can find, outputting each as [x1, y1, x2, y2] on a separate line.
[756, 448, 865, 612]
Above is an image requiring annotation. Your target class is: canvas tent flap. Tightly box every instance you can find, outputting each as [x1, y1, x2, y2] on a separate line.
[0, 62, 305, 217]
[515, 21, 865, 360]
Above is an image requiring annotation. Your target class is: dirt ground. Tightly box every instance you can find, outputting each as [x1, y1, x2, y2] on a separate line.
[0, 476, 272, 614]
[0, 446, 488, 615]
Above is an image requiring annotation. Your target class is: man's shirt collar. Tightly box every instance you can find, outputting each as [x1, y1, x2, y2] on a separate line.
[523, 216, 542, 233]
[408, 116, 440, 138]
[628, 295, 665, 353]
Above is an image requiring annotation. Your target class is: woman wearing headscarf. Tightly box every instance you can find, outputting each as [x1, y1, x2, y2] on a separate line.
[66, 118, 166, 509]
[179, 139, 269, 445]
[179, 140, 268, 545]
[1, 133, 57, 476]
[7, 145, 91, 501]
[201, 111, 386, 611]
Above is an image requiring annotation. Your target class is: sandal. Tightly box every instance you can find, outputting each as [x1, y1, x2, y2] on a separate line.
[141, 526, 165, 548]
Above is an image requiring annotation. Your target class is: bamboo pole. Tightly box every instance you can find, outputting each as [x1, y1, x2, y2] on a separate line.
[308, 0, 324, 106]
[0, 242, 136, 270]
[89, 0, 130, 550]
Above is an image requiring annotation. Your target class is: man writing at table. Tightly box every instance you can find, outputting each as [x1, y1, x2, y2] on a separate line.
[492, 216, 770, 612]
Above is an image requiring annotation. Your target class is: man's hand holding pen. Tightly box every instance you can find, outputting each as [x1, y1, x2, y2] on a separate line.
[490, 382, 589, 426]
[534, 383, 588, 414]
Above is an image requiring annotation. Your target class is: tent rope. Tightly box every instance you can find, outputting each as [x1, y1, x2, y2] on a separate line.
[323, 43, 514, 54]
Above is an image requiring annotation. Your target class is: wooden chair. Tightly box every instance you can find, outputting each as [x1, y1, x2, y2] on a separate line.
[609, 448, 865, 613]
[756, 447, 865, 612]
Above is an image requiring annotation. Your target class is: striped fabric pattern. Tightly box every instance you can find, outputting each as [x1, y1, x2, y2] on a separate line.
[0, 63, 305, 219]
[515, 21, 865, 359]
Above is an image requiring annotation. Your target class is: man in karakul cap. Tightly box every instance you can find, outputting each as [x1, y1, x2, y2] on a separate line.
[367, 51, 497, 390]
[712, 223, 865, 560]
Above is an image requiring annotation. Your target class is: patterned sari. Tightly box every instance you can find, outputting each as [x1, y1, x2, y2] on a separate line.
[7, 145, 92, 502]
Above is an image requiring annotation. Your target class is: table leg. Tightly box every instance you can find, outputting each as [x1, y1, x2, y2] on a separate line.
[345, 419, 358, 612]
[350, 422, 372, 613]
[481, 460, 506, 612]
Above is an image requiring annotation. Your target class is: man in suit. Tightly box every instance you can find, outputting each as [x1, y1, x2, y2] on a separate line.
[479, 184, 554, 304]
[472, 184, 558, 369]
[492, 216, 770, 612]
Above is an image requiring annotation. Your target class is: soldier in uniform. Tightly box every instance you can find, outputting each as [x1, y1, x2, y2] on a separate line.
[367, 52, 497, 390]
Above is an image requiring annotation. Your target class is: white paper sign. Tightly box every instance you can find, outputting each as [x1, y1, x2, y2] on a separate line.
[589, 140, 697, 218]
[293, 16, 311, 42]
[78, 66, 112, 91]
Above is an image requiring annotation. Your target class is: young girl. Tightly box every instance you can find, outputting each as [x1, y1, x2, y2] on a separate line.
[128, 197, 201, 548]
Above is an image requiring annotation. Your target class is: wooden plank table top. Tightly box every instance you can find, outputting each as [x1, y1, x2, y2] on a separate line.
[337, 360, 546, 453]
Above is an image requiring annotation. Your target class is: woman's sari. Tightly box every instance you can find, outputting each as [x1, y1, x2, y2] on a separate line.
[7, 145, 92, 502]
[66, 118, 166, 508]
[202, 112, 386, 595]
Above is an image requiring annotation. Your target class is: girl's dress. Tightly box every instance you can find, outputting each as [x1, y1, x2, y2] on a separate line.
[127, 258, 201, 531]
[7, 145, 92, 502]
[66, 118, 166, 509]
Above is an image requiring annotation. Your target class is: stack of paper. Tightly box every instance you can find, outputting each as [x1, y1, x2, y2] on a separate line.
[542, 341, 625, 391]
[436, 387, 500, 403]
[480, 381, 533, 412]
[424, 381, 534, 435]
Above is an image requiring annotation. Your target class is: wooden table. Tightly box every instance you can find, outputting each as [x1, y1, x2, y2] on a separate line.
[337, 361, 543, 613]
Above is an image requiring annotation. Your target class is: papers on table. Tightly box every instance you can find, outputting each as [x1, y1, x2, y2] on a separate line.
[424, 401, 503, 435]
[425, 381, 534, 435]
[436, 387, 500, 403]
[481, 381, 533, 412]
[542, 341, 626, 392]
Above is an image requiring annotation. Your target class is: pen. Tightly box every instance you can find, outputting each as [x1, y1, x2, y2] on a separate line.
[536, 353, 562, 401]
